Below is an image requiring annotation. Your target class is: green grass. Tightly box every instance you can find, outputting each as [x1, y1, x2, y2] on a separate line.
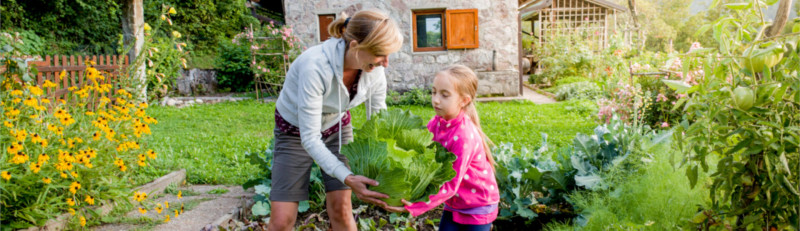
[545, 144, 710, 230]
[141, 99, 596, 185]
[140, 100, 275, 185]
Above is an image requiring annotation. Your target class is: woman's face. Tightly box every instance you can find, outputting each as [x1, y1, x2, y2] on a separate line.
[357, 49, 388, 72]
[349, 40, 389, 72]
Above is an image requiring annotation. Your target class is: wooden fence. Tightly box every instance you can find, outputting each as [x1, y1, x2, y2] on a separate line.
[27, 55, 129, 101]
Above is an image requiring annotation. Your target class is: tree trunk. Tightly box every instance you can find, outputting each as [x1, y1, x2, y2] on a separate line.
[121, 0, 146, 101]
[766, 0, 793, 37]
[627, 0, 639, 29]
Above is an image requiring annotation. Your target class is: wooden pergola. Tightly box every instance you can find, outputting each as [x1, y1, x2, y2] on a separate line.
[519, 0, 627, 50]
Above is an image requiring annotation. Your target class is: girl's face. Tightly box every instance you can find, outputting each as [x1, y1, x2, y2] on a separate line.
[432, 73, 470, 120]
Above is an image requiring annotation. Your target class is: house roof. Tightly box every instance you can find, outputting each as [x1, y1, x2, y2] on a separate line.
[519, 0, 627, 20]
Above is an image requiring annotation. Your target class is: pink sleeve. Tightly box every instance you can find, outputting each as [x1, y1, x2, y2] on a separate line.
[405, 131, 473, 217]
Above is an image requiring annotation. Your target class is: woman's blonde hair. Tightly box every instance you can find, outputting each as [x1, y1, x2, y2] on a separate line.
[327, 9, 403, 56]
[437, 65, 496, 168]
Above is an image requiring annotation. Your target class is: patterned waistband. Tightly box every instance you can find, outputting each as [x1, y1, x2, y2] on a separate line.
[274, 109, 351, 138]
[443, 203, 498, 215]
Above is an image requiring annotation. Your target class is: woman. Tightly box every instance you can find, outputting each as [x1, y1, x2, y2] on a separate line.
[268, 9, 403, 231]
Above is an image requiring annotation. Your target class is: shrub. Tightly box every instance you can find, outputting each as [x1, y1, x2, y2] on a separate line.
[214, 39, 253, 92]
[386, 88, 431, 107]
[554, 82, 602, 101]
[0, 60, 159, 229]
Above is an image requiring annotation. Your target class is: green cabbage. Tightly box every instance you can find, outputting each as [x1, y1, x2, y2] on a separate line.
[343, 109, 456, 206]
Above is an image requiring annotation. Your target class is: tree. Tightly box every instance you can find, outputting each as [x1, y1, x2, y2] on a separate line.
[121, 0, 146, 100]
[765, 0, 794, 37]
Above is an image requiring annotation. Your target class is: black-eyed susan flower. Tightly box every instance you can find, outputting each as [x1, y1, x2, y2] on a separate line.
[174, 209, 179, 218]
[177, 191, 182, 199]
[70, 171, 78, 178]
[1, 171, 11, 181]
[27, 86, 43, 96]
[164, 214, 170, 222]
[155, 204, 163, 214]
[138, 207, 147, 214]
[3, 121, 12, 128]
[164, 201, 169, 209]
[59, 70, 66, 80]
[38, 154, 50, 164]
[68, 208, 75, 215]
[80, 216, 86, 227]
[42, 177, 51, 184]
[85, 195, 94, 205]
[67, 198, 76, 206]
[43, 80, 58, 88]
[69, 181, 81, 194]
[29, 162, 41, 173]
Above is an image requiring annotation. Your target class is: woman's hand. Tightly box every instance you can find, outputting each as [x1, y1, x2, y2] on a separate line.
[383, 199, 412, 213]
[344, 175, 389, 207]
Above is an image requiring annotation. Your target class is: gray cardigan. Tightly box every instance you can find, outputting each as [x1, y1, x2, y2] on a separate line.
[275, 38, 387, 183]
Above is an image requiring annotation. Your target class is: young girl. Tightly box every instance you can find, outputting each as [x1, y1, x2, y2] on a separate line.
[385, 65, 499, 230]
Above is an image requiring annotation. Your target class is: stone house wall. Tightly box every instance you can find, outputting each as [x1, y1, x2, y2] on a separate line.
[283, 0, 521, 96]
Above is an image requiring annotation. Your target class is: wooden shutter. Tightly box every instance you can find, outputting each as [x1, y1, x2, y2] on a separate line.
[319, 14, 336, 42]
[445, 9, 479, 49]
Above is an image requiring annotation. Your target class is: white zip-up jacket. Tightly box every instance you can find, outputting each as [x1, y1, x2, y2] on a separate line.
[275, 38, 387, 183]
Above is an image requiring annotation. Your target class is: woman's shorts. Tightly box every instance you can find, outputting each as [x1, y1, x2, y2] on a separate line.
[269, 125, 353, 202]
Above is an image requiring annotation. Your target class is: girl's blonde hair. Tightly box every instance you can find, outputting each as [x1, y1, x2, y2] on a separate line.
[437, 65, 496, 168]
[328, 10, 403, 56]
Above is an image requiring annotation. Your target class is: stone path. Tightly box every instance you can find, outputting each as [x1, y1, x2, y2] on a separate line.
[476, 86, 557, 104]
[92, 185, 254, 231]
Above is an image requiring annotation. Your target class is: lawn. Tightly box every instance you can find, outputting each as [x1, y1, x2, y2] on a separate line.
[141, 99, 597, 185]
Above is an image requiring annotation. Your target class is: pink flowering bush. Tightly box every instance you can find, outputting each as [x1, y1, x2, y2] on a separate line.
[234, 22, 304, 94]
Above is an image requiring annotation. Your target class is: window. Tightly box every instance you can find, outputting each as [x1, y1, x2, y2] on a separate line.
[413, 10, 446, 52]
[412, 9, 479, 52]
[319, 14, 336, 42]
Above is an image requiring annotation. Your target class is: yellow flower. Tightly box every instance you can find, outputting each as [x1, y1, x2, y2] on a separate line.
[42, 177, 52, 184]
[70, 171, 79, 178]
[38, 154, 50, 164]
[143, 23, 152, 32]
[68, 208, 75, 215]
[155, 204, 163, 214]
[85, 195, 95, 205]
[177, 191, 182, 199]
[23, 97, 38, 107]
[3, 121, 12, 128]
[133, 191, 148, 202]
[164, 201, 169, 209]
[1, 171, 10, 180]
[168, 7, 177, 15]
[27, 86, 43, 96]
[29, 162, 41, 173]
[10, 90, 23, 96]
[80, 216, 86, 227]
[164, 215, 170, 222]
[69, 181, 81, 194]
[59, 70, 66, 80]
[139, 207, 147, 214]
[174, 209, 179, 218]
[67, 197, 76, 206]
[60, 172, 68, 178]
[137, 159, 146, 167]
[85, 111, 95, 116]
[172, 31, 181, 38]
[160, 15, 167, 21]
[43, 80, 58, 88]
[41, 98, 50, 104]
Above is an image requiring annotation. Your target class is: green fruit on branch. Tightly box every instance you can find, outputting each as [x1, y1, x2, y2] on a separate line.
[742, 43, 785, 73]
[733, 86, 755, 110]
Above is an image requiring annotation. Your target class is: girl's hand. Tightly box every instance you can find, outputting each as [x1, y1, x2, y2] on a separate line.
[384, 199, 412, 213]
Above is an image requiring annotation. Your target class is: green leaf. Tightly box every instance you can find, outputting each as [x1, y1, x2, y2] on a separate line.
[298, 200, 310, 212]
[251, 201, 270, 216]
[687, 165, 698, 189]
[662, 79, 691, 93]
[575, 174, 603, 189]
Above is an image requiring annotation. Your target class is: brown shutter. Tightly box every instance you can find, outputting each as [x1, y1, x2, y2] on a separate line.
[319, 14, 336, 42]
[445, 9, 479, 49]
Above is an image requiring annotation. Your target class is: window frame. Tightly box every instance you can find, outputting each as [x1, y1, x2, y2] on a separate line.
[412, 9, 447, 52]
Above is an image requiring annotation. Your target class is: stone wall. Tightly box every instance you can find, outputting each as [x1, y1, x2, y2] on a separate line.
[284, 0, 521, 96]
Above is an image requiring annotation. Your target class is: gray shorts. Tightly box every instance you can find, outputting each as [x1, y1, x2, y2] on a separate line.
[269, 125, 353, 202]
